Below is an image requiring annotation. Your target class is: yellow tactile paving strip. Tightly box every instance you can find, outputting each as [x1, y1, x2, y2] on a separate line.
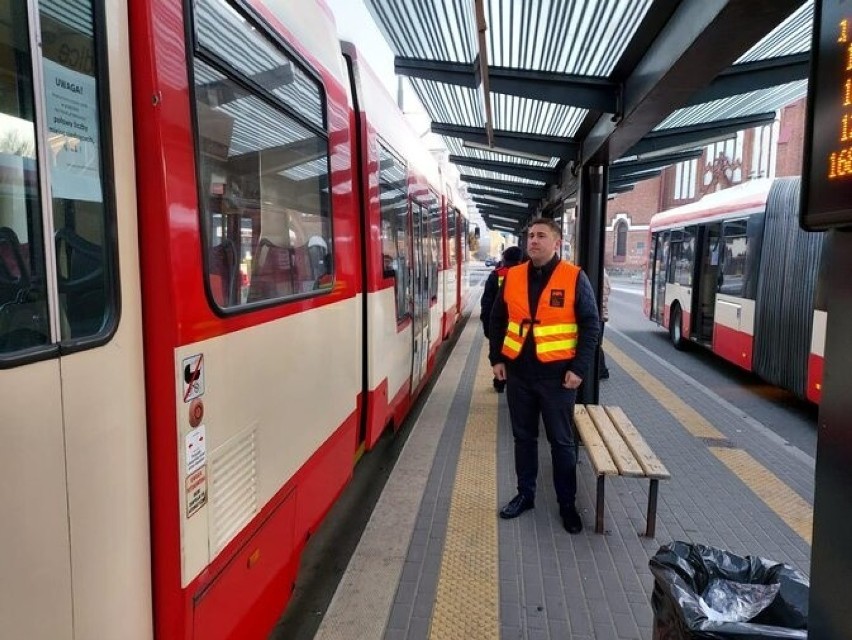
[605, 340, 725, 439]
[710, 447, 813, 544]
[605, 339, 813, 544]
[428, 343, 500, 640]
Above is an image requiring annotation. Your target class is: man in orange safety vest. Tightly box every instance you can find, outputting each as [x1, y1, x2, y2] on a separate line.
[488, 217, 600, 534]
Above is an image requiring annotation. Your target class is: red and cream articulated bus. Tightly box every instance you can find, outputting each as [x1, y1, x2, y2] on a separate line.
[0, 1, 469, 639]
[644, 177, 825, 404]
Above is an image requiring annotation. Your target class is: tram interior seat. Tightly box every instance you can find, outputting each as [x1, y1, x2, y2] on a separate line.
[248, 238, 297, 301]
[55, 227, 105, 337]
[0, 226, 50, 351]
[209, 238, 238, 306]
[0, 226, 28, 303]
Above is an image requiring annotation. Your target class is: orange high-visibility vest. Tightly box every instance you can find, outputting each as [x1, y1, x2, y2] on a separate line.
[495, 265, 510, 287]
[501, 261, 581, 362]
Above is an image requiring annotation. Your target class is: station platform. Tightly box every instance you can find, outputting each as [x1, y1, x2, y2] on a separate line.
[310, 294, 814, 640]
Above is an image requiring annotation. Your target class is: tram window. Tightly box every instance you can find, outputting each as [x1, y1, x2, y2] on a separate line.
[447, 209, 457, 267]
[461, 216, 468, 261]
[719, 220, 748, 296]
[195, 0, 324, 130]
[0, 0, 115, 355]
[378, 143, 409, 321]
[192, 0, 332, 309]
[428, 193, 440, 298]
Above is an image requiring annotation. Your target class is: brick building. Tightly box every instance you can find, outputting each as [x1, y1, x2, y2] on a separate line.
[598, 96, 807, 275]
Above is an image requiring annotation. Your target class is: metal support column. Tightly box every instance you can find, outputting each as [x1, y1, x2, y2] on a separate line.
[810, 231, 852, 639]
[575, 163, 608, 405]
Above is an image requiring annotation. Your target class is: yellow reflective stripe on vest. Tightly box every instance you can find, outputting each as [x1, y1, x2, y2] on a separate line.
[533, 323, 577, 337]
[503, 336, 523, 353]
[507, 321, 522, 334]
[536, 339, 578, 354]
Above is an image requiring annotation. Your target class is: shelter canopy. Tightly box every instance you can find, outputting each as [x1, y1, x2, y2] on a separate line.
[365, 0, 813, 233]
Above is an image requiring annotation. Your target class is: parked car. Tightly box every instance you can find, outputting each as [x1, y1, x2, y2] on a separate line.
[484, 256, 498, 267]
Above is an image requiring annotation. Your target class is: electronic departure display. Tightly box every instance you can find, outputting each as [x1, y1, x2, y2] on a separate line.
[802, 0, 852, 229]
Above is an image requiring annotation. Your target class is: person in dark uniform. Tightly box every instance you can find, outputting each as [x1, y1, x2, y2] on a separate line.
[489, 217, 600, 534]
[481, 246, 523, 392]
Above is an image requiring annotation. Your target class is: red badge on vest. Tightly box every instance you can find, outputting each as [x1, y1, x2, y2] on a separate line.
[549, 289, 565, 308]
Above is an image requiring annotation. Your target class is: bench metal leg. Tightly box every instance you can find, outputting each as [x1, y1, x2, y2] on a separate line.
[595, 476, 605, 534]
[645, 479, 659, 538]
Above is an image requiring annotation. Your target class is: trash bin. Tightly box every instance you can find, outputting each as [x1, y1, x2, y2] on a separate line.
[649, 541, 809, 639]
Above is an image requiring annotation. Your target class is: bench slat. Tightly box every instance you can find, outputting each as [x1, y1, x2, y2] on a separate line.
[587, 405, 645, 478]
[573, 406, 618, 476]
[604, 406, 671, 480]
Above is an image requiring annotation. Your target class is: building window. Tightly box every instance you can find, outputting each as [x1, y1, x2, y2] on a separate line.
[703, 132, 744, 191]
[674, 159, 697, 200]
[751, 119, 779, 179]
[614, 220, 628, 261]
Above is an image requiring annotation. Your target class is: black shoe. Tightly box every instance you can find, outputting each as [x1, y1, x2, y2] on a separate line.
[499, 494, 534, 519]
[599, 370, 609, 380]
[560, 505, 583, 534]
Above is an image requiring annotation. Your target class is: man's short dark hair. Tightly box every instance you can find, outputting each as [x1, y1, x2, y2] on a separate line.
[502, 246, 523, 264]
[527, 217, 562, 238]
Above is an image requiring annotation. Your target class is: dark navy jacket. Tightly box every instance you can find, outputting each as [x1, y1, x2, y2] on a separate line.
[488, 254, 600, 381]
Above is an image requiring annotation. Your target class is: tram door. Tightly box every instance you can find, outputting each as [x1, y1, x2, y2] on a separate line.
[0, 1, 152, 638]
[410, 200, 430, 391]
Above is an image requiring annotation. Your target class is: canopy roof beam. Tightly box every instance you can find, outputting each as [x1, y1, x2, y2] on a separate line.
[431, 122, 577, 159]
[609, 184, 635, 195]
[471, 197, 532, 213]
[686, 52, 810, 106]
[581, 0, 803, 165]
[460, 175, 548, 199]
[609, 169, 662, 189]
[450, 155, 556, 182]
[396, 57, 618, 112]
[610, 148, 704, 180]
[468, 187, 538, 204]
[628, 112, 777, 156]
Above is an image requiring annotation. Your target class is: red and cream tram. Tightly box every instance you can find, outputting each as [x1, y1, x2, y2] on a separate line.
[0, 0, 469, 638]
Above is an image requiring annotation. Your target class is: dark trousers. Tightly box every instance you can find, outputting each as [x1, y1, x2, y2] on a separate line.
[506, 375, 578, 507]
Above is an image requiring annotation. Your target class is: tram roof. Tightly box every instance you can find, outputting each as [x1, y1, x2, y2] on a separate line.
[365, 0, 813, 233]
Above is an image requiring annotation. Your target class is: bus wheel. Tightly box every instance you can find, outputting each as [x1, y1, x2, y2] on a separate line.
[670, 305, 685, 350]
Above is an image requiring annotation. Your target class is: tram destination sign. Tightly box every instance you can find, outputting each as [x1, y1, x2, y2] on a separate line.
[803, 0, 852, 229]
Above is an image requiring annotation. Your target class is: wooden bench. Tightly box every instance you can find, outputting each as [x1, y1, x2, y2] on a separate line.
[573, 405, 670, 537]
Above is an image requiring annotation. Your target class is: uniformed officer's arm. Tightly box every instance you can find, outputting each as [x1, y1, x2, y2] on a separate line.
[480, 271, 499, 336]
[488, 280, 509, 366]
[567, 271, 600, 379]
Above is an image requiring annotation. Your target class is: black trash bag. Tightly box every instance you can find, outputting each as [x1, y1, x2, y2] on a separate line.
[649, 541, 809, 639]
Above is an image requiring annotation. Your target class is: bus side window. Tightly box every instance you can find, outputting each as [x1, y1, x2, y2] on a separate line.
[720, 220, 748, 296]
